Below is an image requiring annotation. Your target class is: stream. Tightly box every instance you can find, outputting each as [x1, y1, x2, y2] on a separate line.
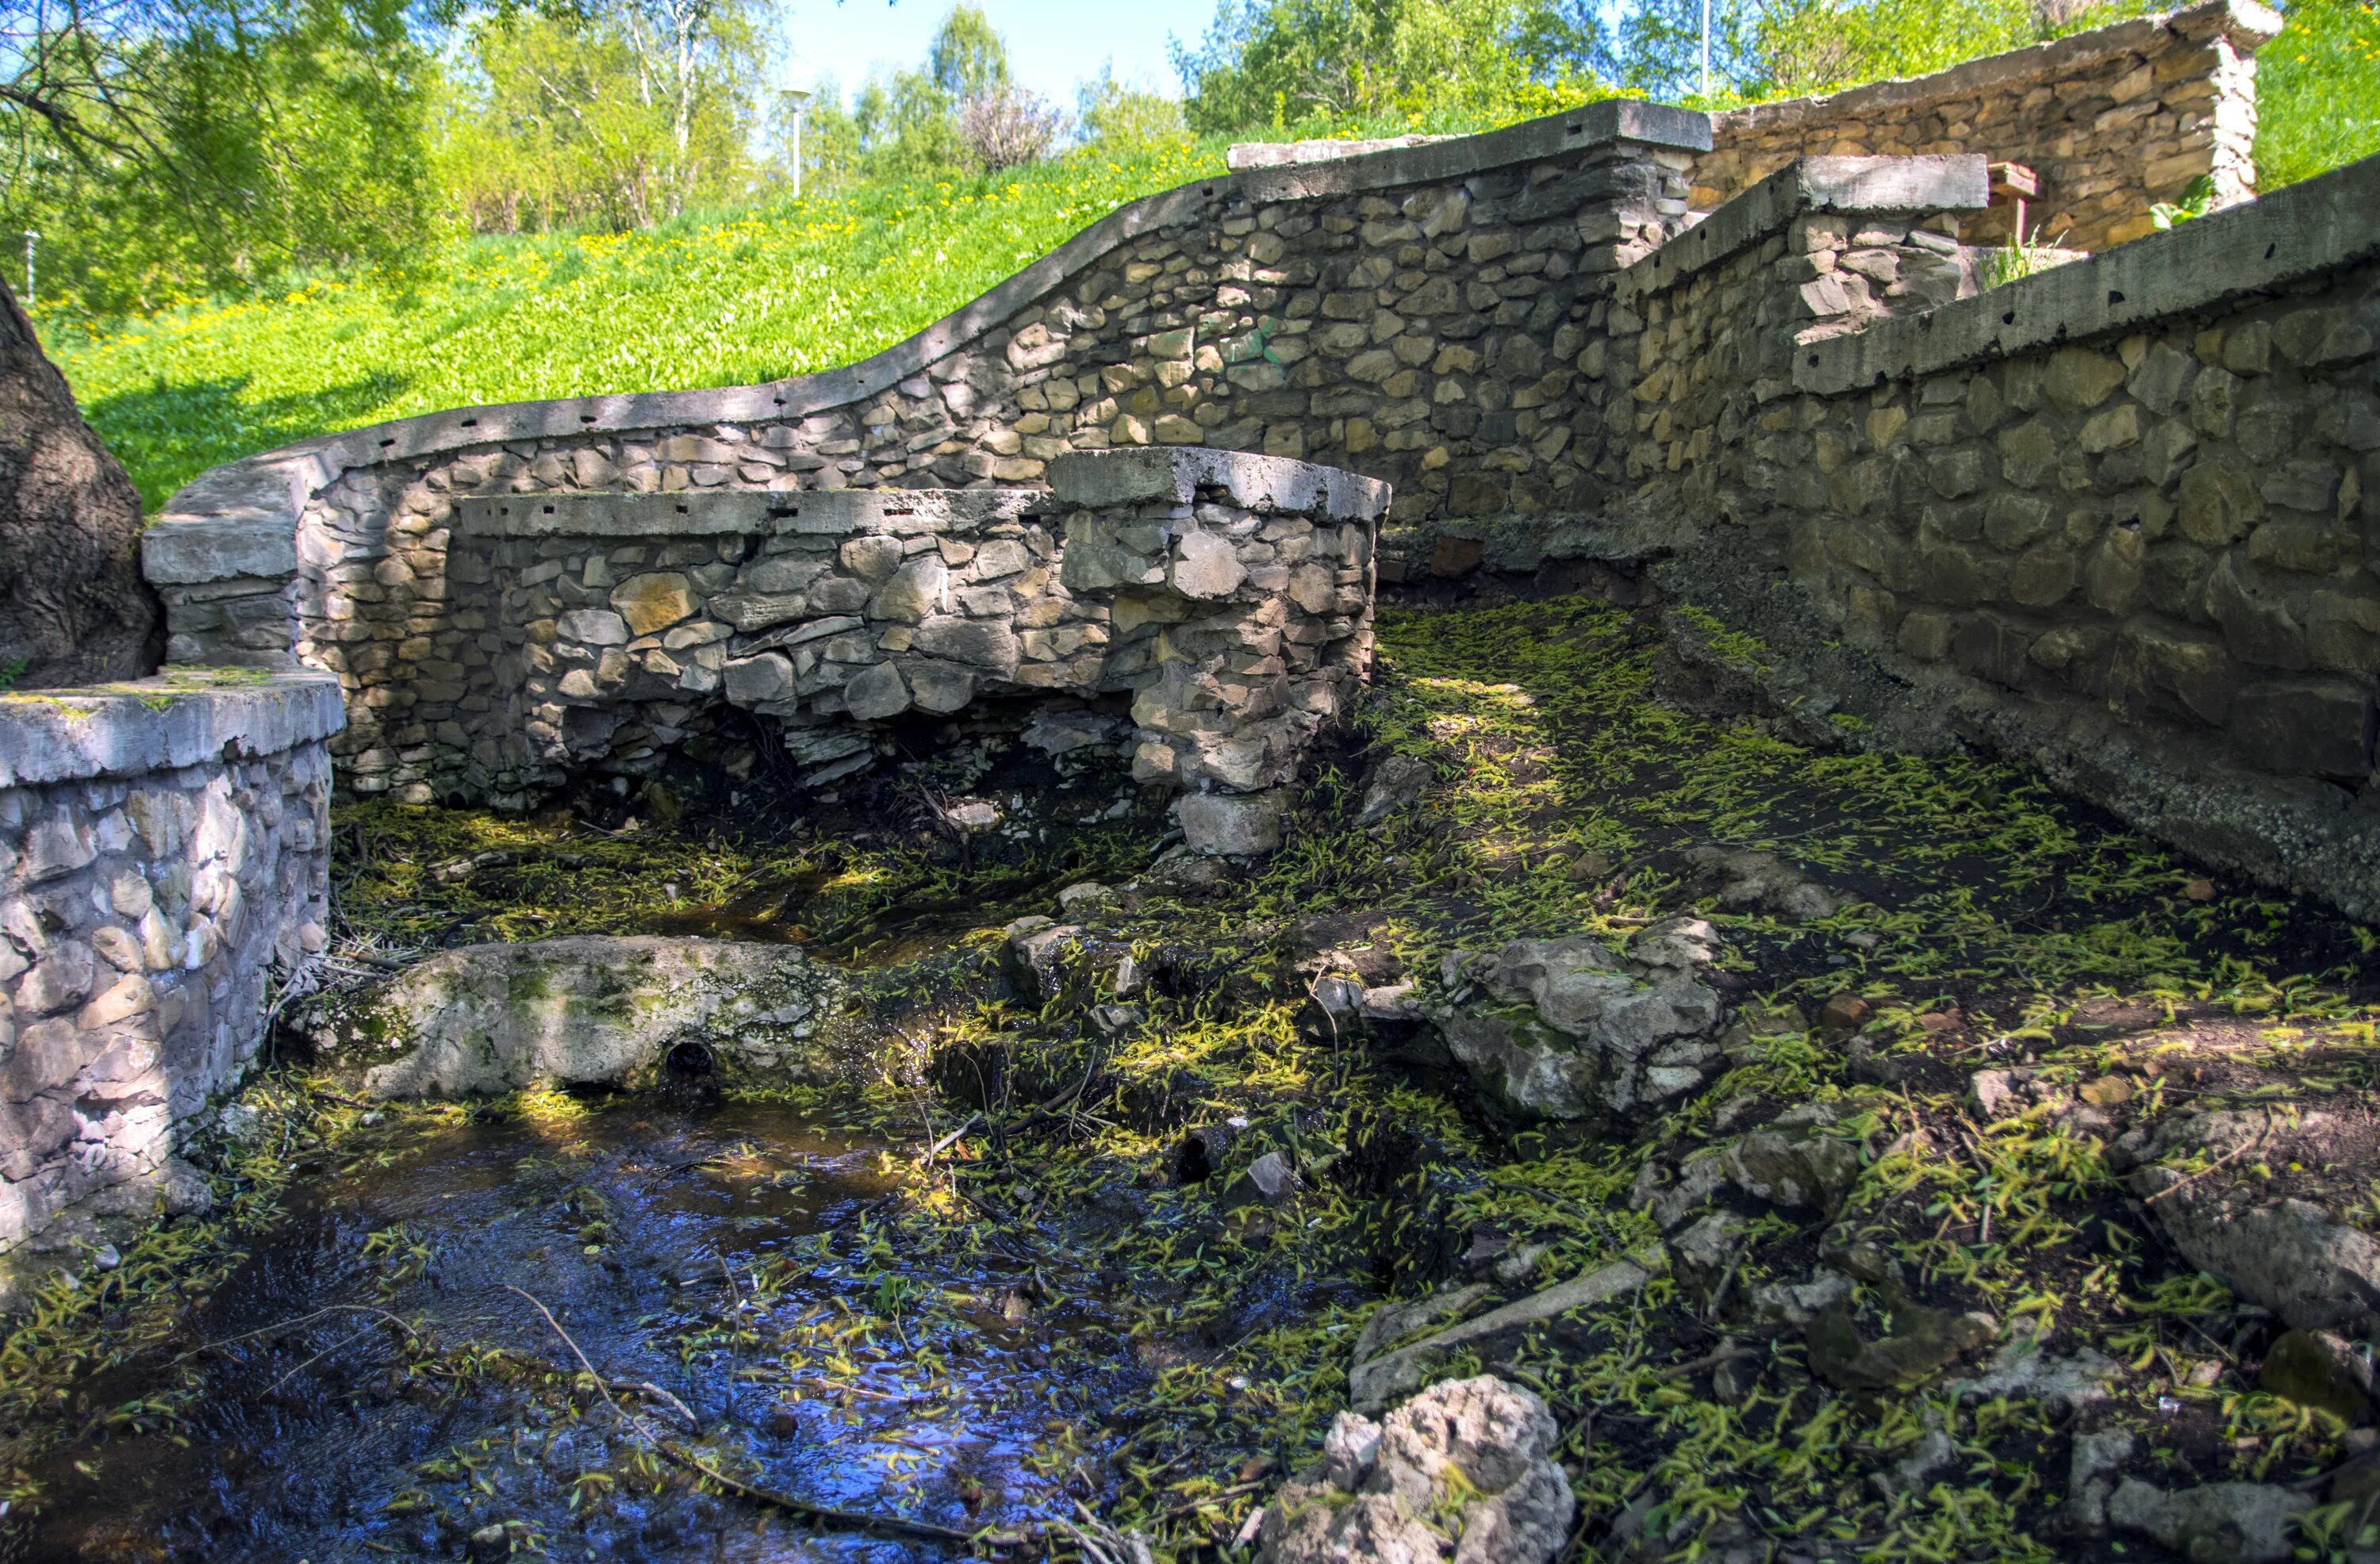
[5, 1095, 1157, 1563]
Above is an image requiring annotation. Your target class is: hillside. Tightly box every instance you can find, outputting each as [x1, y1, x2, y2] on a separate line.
[39, 140, 1228, 510]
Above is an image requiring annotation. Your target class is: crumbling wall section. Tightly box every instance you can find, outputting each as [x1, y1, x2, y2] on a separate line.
[1697, 0, 2278, 252]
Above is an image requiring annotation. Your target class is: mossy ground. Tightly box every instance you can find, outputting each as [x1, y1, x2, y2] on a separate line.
[4, 594, 2378, 1562]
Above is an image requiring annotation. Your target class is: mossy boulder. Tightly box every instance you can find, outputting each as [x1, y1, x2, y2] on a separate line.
[290, 936, 855, 1097]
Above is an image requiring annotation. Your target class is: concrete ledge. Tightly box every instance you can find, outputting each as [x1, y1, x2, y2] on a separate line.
[1227, 135, 1453, 170]
[1049, 448, 1392, 519]
[141, 510, 303, 585]
[0, 673, 346, 788]
[1623, 155, 1990, 296]
[1797, 148, 2380, 394]
[453, 488, 1043, 539]
[1710, 0, 2279, 140]
[1234, 100, 1711, 201]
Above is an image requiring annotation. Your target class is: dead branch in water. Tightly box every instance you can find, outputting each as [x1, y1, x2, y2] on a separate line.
[504, 1284, 988, 1547]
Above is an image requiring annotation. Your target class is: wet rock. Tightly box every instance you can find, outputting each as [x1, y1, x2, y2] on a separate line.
[1233, 1150, 1303, 1207]
[1001, 917, 1086, 1002]
[1687, 847, 1844, 920]
[2068, 1427, 2136, 1533]
[2259, 1328, 2375, 1422]
[1356, 755, 1434, 827]
[1806, 1298, 1996, 1392]
[1088, 1002, 1143, 1038]
[1721, 1104, 1862, 1215]
[1258, 1377, 1572, 1564]
[1430, 924, 1724, 1120]
[298, 937, 851, 1097]
[1950, 1317, 2120, 1412]
[1175, 1120, 1246, 1183]
[2106, 1477, 2313, 1564]
[1178, 791, 1287, 857]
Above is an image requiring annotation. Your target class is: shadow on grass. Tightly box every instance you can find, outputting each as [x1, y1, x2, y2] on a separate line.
[87, 370, 412, 511]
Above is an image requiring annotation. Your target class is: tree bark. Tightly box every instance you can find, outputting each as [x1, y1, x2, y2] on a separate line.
[0, 274, 162, 688]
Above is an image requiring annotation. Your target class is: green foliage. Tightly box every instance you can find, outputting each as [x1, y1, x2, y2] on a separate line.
[2257, 0, 2380, 190]
[40, 138, 1225, 507]
[1076, 67, 1192, 154]
[1174, 0, 1618, 133]
[431, 0, 772, 234]
[1750, 0, 2140, 100]
[2, 0, 439, 317]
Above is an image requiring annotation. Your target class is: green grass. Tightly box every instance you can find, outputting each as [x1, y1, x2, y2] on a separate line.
[37, 140, 1230, 510]
[2259, 0, 2380, 190]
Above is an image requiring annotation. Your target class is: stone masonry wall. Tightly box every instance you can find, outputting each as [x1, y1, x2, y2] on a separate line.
[302, 448, 1384, 819]
[1584, 151, 2380, 918]
[142, 101, 1711, 802]
[1698, 0, 2278, 252]
[0, 674, 340, 1281]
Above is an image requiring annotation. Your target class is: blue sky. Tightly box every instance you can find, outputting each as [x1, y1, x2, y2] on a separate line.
[781, 0, 1222, 108]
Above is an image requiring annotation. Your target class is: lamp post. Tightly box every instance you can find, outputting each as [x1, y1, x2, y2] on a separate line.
[1699, 0, 1712, 100]
[781, 86, 813, 199]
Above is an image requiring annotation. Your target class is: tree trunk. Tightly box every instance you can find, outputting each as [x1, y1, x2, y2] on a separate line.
[0, 274, 163, 688]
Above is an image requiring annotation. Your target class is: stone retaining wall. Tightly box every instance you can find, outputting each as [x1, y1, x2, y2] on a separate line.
[291, 447, 1384, 826]
[144, 100, 1711, 801]
[1698, 0, 2278, 252]
[0, 673, 341, 1279]
[1576, 151, 2380, 918]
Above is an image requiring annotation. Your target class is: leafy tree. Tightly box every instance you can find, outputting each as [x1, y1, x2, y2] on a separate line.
[827, 5, 1061, 183]
[1076, 63, 1188, 152]
[1, 0, 436, 316]
[1173, 0, 1613, 133]
[433, 0, 769, 232]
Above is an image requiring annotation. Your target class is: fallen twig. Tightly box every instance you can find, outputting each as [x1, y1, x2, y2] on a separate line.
[505, 1285, 972, 1543]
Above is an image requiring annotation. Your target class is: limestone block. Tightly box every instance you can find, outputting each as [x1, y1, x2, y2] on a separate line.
[610, 573, 697, 637]
[722, 654, 796, 706]
[843, 661, 912, 721]
[870, 557, 950, 623]
[557, 608, 629, 646]
[1177, 790, 1287, 856]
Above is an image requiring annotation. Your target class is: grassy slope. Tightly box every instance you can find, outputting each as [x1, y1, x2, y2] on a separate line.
[40, 140, 1227, 510]
[36, 13, 2371, 515]
[2257, 0, 2380, 190]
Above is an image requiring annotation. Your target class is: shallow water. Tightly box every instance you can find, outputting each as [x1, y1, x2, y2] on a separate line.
[6, 1096, 1153, 1563]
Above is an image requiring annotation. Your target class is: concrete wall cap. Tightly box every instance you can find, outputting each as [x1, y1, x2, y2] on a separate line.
[453, 487, 1045, 539]
[1798, 147, 2380, 395]
[1047, 447, 1392, 519]
[1233, 100, 1711, 201]
[0, 673, 345, 787]
[140, 512, 301, 585]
